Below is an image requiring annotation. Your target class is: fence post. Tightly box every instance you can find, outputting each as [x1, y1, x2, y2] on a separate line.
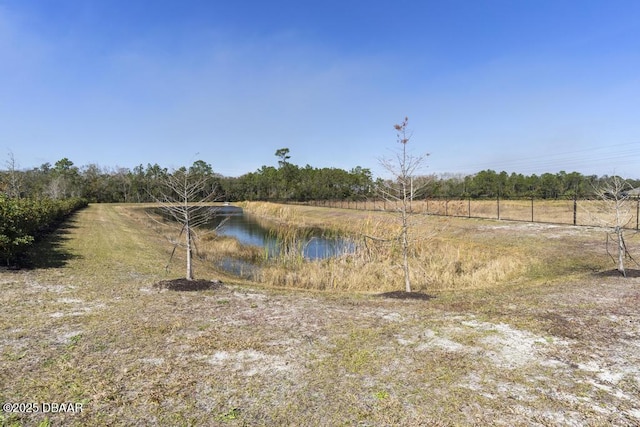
[497, 194, 500, 220]
[531, 197, 534, 222]
[445, 199, 449, 216]
[468, 197, 471, 218]
[573, 195, 577, 226]
[636, 197, 639, 230]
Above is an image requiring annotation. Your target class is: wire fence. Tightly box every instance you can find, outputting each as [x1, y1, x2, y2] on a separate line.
[286, 197, 640, 230]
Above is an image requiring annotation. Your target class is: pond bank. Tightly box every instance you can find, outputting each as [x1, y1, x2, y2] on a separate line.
[198, 206, 356, 282]
[232, 201, 608, 292]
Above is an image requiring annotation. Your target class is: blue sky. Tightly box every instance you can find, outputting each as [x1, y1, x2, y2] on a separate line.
[1, 0, 639, 178]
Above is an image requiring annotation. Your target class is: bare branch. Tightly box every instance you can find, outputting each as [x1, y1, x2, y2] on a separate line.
[589, 175, 636, 276]
[375, 117, 430, 292]
[150, 168, 225, 280]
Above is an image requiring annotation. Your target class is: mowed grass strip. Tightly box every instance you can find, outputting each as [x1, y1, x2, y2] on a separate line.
[0, 203, 226, 426]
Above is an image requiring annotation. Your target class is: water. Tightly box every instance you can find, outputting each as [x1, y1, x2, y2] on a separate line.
[152, 205, 354, 278]
[209, 209, 354, 261]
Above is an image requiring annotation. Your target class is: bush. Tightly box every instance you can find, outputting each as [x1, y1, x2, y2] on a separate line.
[0, 195, 88, 265]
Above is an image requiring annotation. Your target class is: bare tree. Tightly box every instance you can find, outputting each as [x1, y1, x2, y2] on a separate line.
[378, 117, 429, 292]
[154, 167, 223, 281]
[4, 151, 23, 198]
[591, 175, 637, 277]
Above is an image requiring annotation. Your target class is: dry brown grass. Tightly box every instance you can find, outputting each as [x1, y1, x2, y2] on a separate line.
[238, 202, 607, 293]
[303, 198, 640, 228]
[199, 234, 263, 263]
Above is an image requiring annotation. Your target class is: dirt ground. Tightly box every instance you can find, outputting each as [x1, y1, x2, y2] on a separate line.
[1, 204, 639, 426]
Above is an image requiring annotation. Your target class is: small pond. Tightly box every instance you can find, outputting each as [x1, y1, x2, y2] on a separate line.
[207, 206, 355, 278]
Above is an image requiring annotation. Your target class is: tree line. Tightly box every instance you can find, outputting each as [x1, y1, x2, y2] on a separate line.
[421, 170, 640, 200]
[2, 151, 638, 203]
[0, 150, 375, 203]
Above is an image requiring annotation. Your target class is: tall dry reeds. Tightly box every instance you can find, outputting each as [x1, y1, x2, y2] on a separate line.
[234, 202, 528, 292]
[197, 234, 263, 264]
[235, 202, 304, 226]
[137, 201, 530, 292]
[253, 237, 525, 293]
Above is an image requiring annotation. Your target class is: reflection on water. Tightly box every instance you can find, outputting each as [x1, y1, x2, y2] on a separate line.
[209, 211, 354, 261]
[217, 256, 258, 279]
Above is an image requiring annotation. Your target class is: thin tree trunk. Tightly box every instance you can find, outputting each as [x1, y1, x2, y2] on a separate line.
[402, 175, 411, 293]
[186, 226, 193, 280]
[185, 208, 193, 281]
[402, 221, 411, 293]
[617, 227, 625, 277]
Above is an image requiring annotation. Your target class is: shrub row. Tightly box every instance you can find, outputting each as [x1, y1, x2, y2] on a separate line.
[0, 196, 88, 266]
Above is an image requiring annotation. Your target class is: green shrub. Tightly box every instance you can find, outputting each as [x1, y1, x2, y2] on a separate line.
[0, 195, 88, 265]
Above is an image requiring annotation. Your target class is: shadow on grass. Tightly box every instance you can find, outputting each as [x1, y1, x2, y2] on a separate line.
[595, 268, 640, 278]
[377, 291, 435, 300]
[154, 279, 224, 292]
[20, 218, 82, 269]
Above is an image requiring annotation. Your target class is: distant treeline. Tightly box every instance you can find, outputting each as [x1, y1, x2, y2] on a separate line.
[0, 157, 375, 202]
[2, 155, 638, 203]
[422, 170, 640, 199]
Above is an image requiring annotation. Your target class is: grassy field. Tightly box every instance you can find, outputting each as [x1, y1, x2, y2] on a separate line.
[1, 203, 639, 426]
[301, 198, 640, 229]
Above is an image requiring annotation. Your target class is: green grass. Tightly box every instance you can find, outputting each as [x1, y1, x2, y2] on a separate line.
[0, 203, 639, 426]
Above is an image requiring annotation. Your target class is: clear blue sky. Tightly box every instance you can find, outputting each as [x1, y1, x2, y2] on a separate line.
[2, 0, 639, 178]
